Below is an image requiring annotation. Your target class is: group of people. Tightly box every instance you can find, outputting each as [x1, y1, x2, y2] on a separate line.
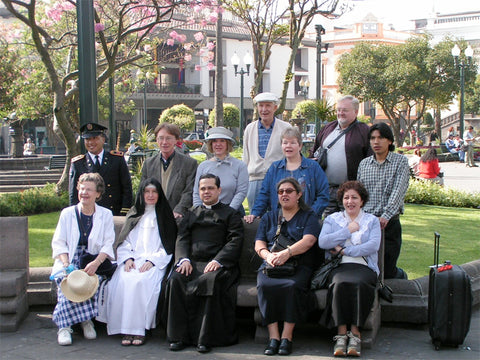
[445, 125, 478, 167]
[52, 93, 412, 357]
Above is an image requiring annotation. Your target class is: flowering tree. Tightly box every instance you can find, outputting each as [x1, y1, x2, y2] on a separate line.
[1, 0, 219, 191]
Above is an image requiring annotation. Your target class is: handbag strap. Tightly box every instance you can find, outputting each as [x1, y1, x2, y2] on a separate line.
[275, 208, 285, 236]
[325, 121, 356, 150]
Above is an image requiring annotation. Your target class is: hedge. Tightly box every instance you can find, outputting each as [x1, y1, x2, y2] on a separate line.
[0, 184, 69, 217]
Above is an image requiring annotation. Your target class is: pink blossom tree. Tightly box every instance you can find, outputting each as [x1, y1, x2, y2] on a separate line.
[1, 0, 219, 191]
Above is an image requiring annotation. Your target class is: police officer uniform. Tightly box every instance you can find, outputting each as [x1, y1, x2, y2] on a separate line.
[69, 123, 133, 215]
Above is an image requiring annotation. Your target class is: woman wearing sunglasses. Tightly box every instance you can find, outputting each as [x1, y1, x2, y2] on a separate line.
[245, 128, 328, 224]
[254, 178, 321, 356]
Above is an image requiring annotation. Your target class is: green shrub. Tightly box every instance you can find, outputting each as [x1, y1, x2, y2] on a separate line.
[0, 184, 68, 216]
[405, 179, 480, 208]
[208, 103, 240, 128]
[158, 104, 195, 131]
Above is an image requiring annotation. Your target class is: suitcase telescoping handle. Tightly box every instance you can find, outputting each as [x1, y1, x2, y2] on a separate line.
[434, 232, 440, 268]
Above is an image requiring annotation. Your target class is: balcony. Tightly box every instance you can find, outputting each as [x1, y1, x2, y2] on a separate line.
[141, 82, 201, 95]
[130, 82, 204, 110]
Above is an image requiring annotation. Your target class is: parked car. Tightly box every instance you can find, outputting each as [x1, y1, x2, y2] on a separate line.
[184, 132, 205, 141]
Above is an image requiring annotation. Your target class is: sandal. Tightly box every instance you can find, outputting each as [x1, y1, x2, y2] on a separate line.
[132, 335, 145, 346]
[121, 335, 133, 346]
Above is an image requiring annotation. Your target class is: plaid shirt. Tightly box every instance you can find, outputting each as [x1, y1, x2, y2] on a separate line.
[357, 152, 410, 220]
[257, 119, 275, 158]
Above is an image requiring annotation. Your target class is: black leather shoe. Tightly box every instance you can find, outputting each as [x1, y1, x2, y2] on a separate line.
[196, 344, 211, 353]
[169, 341, 186, 351]
[278, 338, 292, 355]
[264, 338, 280, 356]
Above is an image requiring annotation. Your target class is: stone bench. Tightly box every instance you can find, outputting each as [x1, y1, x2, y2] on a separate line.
[26, 216, 480, 346]
[0, 217, 29, 332]
[238, 218, 383, 348]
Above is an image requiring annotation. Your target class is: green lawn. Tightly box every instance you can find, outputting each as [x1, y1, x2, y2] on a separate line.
[28, 204, 480, 279]
[399, 204, 480, 279]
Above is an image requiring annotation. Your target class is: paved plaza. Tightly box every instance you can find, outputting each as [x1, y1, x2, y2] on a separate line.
[0, 304, 478, 360]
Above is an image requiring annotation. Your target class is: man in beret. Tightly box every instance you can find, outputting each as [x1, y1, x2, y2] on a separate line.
[69, 122, 133, 215]
[242, 92, 291, 210]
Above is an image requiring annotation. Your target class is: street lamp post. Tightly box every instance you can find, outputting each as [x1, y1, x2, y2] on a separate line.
[231, 51, 252, 142]
[298, 78, 310, 100]
[315, 24, 328, 132]
[137, 70, 152, 129]
[451, 44, 473, 139]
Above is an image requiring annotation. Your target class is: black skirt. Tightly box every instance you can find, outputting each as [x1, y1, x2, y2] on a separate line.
[257, 264, 314, 326]
[320, 263, 377, 328]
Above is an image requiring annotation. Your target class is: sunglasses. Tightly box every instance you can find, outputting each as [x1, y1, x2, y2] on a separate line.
[277, 188, 296, 195]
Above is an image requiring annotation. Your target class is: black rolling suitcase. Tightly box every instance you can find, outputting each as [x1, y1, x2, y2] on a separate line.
[428, 232, 472, 350]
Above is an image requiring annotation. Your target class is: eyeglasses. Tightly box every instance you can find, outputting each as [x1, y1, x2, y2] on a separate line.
[277, 188, 296, 195]
[157, 136, 176, 142]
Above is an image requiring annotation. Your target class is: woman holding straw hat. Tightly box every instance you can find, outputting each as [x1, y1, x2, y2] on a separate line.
[193, 126, 248, 213]
[51, 173, 115, 346]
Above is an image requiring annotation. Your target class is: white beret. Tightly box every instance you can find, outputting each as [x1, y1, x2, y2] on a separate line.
[253, 92, 279, 104]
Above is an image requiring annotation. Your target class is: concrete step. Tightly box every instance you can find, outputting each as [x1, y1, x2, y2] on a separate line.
[0, 177, 61, 185]
[27, 282, 57, 306]
[0, 170, 62, 192]
[1, 169, 63, 176]
[0, 184, 49, 193]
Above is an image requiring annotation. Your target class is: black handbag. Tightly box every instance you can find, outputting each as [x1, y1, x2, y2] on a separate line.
[313, 122, 356, 170]
[315, 148, 328, 170]
[310, 253, 342, 290]
[262, 212, 298, 278]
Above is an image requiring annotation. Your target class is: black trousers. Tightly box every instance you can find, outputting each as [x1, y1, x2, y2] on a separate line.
[383, 216, 402, 279]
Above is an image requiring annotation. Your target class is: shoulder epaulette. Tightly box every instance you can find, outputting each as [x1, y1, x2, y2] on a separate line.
[71, 154, 85, 162]
[110, 150, 124, 156]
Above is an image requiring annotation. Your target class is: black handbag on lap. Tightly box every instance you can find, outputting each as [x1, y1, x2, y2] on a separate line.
[262, 212, 297, 278]
[310, 253, 342, 290]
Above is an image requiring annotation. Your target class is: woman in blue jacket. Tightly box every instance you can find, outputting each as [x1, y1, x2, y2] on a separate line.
[245, 128, 328, 223]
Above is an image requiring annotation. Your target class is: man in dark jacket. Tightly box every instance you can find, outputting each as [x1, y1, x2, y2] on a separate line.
[310, 95, 371, 217]
[69, 123, 132, 215]
[166, 174, 244, 353]
[141, 123, 197, 219]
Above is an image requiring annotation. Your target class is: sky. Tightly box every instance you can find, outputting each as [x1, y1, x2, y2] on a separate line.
[332, 0, 479, 31]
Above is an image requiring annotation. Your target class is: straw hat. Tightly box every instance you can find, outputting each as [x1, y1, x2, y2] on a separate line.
[60, 270, 99, 303]
[205, 127, 235, 144]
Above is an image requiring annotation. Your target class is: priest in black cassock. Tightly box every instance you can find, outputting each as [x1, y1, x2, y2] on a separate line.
[166, 173, 244, 353]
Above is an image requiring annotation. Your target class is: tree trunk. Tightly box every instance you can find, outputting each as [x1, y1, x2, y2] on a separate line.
[434, 106, 442, 143]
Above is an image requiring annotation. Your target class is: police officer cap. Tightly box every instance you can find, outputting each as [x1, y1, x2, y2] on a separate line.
[254, 92, 279, 104]
[80, 123, 108, 139]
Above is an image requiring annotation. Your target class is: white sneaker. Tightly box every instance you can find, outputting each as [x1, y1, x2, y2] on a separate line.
[347, 331, 361, 357]
[333, 334, 348, 356]
[81, 320, 97, 340]
[57, 327, 73, 346]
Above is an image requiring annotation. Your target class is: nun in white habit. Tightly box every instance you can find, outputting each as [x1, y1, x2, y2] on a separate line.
[105, 178, 177, 346]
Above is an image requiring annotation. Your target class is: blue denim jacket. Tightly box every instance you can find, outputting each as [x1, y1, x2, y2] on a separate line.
[251, 155, 329, 217]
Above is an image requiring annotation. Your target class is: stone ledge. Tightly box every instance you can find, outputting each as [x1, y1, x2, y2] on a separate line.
[381, 260, 480, 323]
[0, 292, 27, 314]
[27, 260, 480, 325]
[0, 270, 27, 297]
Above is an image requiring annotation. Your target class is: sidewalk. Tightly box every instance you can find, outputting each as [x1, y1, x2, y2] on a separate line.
[1, 305, 478, 360]
[440, 161, 480, 194]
